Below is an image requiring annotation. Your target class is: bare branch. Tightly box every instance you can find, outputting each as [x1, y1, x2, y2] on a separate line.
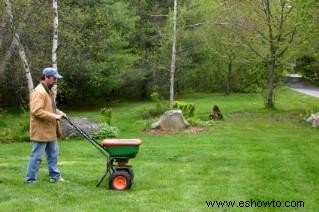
[184, 19, 271, 43]
[238, 35, 264, 59]
[183, 21, 208, 29]
[277, 27, 296, 58]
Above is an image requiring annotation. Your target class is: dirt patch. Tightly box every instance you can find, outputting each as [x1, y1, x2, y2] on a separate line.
[184, 127, 206, 134]
[145, 127, 205, 135]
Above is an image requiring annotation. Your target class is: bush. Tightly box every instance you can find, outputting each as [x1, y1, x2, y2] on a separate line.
[151, 91, 169, 113]
[139, 91, 169, 119]
[91, 123, 119, 140]
[139, 106, 166, 119]
[172, 101, 195, 117]
[295, 55, 319, 84]
[101, 107, 112, 125]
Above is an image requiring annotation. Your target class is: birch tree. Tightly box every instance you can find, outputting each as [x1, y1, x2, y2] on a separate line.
[4, 0, 34, 93]
[169, 0, 177, 108]
[51, 0, 58, 99]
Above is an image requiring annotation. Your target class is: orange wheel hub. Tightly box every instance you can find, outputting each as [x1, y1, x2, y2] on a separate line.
[113, 176, 127, 190]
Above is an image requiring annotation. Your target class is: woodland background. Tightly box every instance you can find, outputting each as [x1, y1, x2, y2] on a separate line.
[0, 0, 318, 107]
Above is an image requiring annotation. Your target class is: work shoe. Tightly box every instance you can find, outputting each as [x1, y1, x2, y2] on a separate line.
[25, 180, 37, 184]
[49, 177, 65, 183]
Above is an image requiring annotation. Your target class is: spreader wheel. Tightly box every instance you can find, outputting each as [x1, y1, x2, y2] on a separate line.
[109, 171, 132, 190]
[127, 167, 134, 181]
[116, 168, 134, 182]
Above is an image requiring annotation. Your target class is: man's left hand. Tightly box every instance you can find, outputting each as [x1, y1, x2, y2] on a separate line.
[59, 112, 67, 118]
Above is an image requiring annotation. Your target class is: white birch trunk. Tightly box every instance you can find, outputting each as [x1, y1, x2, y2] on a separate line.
[169, 0, 177, 108]
[15, 35, 34, 92]
[5, 0, 34, 93]
[52, 0, 59, 99]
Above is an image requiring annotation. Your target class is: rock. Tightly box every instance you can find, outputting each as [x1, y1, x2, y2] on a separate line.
[151, 110, 190, 130]
[306, 113, 319, 127]
[60, 117, 101, 139]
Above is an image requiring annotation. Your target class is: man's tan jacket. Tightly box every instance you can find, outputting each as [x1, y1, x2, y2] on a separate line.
[29, 83, 62, 142]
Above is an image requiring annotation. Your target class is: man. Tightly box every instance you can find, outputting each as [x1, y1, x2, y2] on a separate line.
[25, 67, 66, 183]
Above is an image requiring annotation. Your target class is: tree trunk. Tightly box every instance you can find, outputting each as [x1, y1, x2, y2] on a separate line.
[5, 0, 34, 93]
[225, 59, 232, 95]
[51, 0, 59, 100]
[266, 59, 276, 108]
[169, 0, 177, 108]
[15, 35, 34, 93]
[264, 0, 276, 108]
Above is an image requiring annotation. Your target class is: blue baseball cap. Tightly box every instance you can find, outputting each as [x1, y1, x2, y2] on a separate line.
[42, 67, 63, 79]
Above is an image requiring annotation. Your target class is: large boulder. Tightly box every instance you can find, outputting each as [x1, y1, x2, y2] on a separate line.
[60, 117, 101, 139]
[151, 110, 190, 130]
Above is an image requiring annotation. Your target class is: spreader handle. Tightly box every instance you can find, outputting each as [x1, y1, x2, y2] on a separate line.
[63, 116, 109, 158]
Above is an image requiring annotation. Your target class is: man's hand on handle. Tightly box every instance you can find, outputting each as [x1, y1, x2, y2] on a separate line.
[56, 112, 67, 120]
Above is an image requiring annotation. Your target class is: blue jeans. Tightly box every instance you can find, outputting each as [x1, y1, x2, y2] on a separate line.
[25, 141, 61, 183]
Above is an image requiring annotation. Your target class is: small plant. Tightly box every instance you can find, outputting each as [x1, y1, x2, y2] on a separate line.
[187, 118, 215, 127]
[139, 91, 169, 119]
[150, 91, 160, 102]
[139, 106, 162, 119]
[151, 91, 168, 113]
[101, 107, 112, 125]
[143, 119, 154, 131]
[172, 101, 195, 117]
[91, 123, 119, 140]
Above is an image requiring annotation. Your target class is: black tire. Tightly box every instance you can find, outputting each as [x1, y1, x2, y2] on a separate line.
[116, 167, 134, 181]
[109, 170, 132, 190]
[127, 167, 134, 181]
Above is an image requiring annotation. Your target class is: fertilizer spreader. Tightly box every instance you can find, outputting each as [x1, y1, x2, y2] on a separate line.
[64, 117, 142, 191]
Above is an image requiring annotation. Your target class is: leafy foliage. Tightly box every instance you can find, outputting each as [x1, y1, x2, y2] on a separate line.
[172, 101, 195, 117]
[0, 0, 318, 108]
[139, 91, 169, 119]
[91, 123, 119, 140]
[0, 109, 29, 143]
[295, 55, 319, 84]
[101, 107, 112, 125]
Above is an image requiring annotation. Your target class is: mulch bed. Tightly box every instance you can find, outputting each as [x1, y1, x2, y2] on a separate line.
[145, 127, 206, 135]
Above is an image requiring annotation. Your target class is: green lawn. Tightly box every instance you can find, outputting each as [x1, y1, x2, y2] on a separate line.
[1, 88, 319, 211]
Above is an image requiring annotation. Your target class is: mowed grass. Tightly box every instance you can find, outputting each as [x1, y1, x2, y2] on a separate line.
[0, 87, 319, 211]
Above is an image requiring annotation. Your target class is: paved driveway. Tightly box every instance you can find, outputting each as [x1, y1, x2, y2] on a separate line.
[287, 81, 319, 98]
